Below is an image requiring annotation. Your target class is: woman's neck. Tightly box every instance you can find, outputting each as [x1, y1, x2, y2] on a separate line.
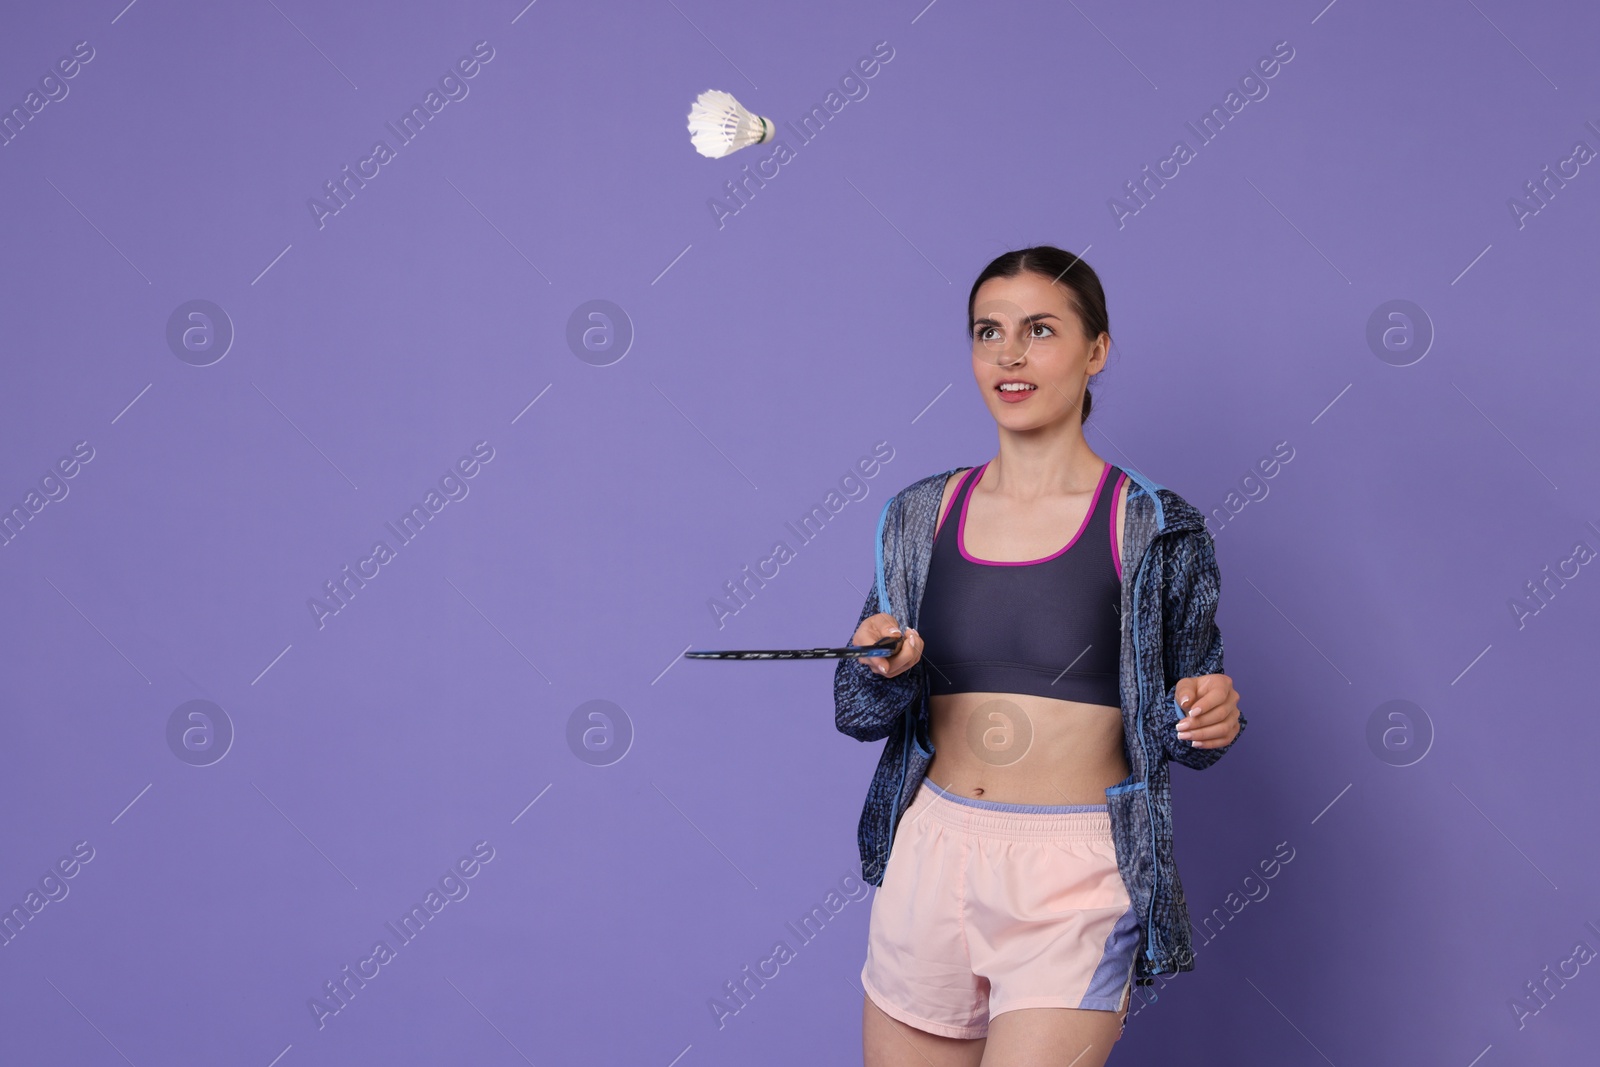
[984, 429, 1105, 498]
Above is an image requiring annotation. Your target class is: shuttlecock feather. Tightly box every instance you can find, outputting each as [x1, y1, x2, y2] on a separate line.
[686, 89, 774, 159]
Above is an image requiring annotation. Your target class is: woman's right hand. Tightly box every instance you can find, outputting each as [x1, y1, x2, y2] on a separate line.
[851, 613, 923, 679]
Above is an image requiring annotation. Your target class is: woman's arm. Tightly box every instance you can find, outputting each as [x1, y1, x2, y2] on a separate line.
[833, 580, 920, 742]
[1157, 524, 1247, 770]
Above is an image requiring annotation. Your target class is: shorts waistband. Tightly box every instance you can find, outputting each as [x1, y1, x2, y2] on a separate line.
[912, 778, 1112, 841]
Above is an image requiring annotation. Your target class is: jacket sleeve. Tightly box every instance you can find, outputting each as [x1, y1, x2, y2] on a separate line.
[833, 579, 920, 743]
[1157, 524, 1247, 770]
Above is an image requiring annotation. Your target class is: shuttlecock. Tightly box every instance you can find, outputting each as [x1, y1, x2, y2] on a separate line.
[686, 89, 774, 159]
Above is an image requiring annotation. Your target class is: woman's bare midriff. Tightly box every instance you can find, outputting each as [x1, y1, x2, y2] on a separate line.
[925, 692, 1128, 805]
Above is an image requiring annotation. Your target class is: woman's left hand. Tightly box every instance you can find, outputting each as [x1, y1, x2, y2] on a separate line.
[1174, 673, 1241, 749]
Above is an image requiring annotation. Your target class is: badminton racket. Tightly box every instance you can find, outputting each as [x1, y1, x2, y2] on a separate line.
[684, 633, 904, 661]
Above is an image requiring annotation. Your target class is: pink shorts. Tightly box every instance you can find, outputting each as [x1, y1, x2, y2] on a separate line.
[860, 778, 1140, 1040]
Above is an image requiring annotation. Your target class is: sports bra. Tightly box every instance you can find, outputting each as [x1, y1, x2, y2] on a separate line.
[918, 459, 1126, 707]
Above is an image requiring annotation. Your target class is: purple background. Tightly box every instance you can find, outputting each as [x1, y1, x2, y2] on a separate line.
[3, 1, 1598, 1064]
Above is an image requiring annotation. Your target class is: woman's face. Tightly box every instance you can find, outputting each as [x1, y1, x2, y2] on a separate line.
[969, 271, 1107, 431]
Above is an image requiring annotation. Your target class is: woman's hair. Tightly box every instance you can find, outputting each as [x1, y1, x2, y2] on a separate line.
[965, 245, 1110, 424]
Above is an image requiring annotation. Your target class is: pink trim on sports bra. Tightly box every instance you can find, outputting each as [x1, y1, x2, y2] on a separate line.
[1109, 469, 1127, 581]
[957, 460, 1113, 567]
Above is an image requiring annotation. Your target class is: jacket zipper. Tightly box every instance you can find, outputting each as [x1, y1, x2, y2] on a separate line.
[1131, 503, 1169, 968]
[886, 689, 914, 873]
[881, 544, 916, 881]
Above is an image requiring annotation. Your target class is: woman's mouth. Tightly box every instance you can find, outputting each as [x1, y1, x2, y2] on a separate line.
[996, 380, 1037, 403]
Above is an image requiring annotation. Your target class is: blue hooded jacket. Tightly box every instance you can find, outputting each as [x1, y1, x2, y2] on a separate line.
[833, 463, 1247, 982]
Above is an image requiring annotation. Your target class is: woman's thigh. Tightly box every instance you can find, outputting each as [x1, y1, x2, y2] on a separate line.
[979, 1005, 1127, 1067]
[863, 993, 986, 1067]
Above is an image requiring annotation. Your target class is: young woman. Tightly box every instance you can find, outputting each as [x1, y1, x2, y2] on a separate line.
[834, 246, 1247, 1067]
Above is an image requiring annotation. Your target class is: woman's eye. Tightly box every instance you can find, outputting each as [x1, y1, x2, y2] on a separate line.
[1031, 323, 1054, 337]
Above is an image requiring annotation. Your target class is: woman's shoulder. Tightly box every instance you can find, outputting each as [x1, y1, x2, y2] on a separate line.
[1153, 487, 1211, 540]
[883, 465, 974, 512]
[1118, 466, 1210, 539]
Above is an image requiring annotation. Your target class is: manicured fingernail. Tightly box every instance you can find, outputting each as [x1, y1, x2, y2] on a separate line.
[1190, 740, 1201, 747]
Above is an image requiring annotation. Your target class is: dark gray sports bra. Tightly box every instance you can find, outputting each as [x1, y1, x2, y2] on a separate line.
[918, 460, 1126, 707]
